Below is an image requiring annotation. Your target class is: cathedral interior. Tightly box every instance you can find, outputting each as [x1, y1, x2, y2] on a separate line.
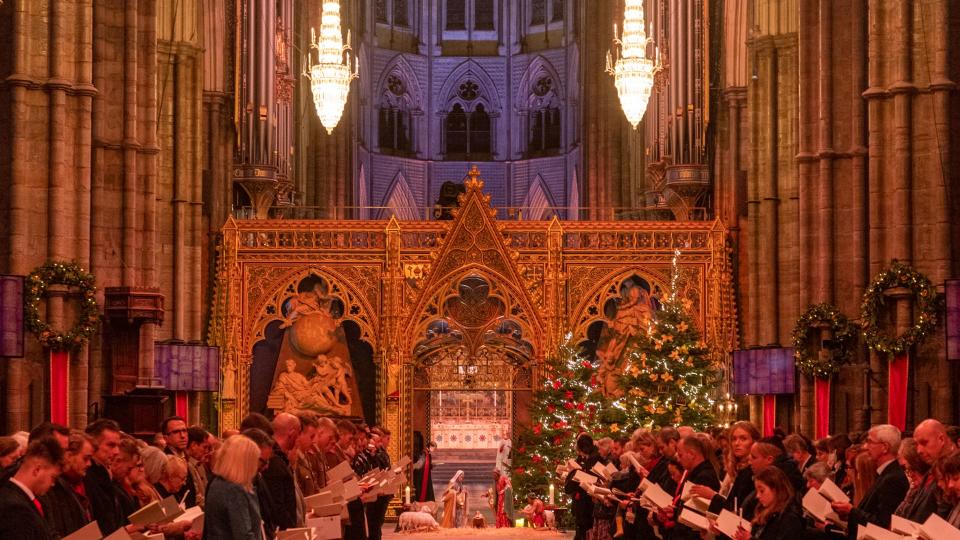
[0, 0, 958, 452]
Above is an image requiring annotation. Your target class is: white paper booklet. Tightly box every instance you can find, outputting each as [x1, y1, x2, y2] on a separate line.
[819, 478, 851, 504]
[918, 513, 960, 540]
[714, 509, 751, 538]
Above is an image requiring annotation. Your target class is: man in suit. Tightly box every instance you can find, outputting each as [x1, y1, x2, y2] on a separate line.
[831, 424, 909, 538]
[83, 418, 125, 535]
[267, 412, 303, 530]
[0, 437, 64, 539]
[40, 430, 95, 538]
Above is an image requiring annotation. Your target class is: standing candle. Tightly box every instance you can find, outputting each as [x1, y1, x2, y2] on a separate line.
[549, 483, 555, 505]
[405, 485, 411, 505]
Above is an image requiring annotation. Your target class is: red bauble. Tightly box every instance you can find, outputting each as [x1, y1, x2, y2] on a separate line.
[515, 467, 526, 475]
[553, 380, 562, 390]
[553, 436, 563, 445]
[576, 402, 585, 411]
[546, 404, 556, 414]
[533, 423, 542, 434]
[582, 360, 592, 369]
[565, 390, 574, 399]
[532, 455, 542, 463]
[563, 401, 574, 410]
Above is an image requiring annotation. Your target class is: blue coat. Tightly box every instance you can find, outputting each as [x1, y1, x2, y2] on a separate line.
[203, 475, 264, 540]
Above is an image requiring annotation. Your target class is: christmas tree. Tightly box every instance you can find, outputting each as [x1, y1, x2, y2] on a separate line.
[616, 254, 718, 429]
[511, 339, 626, 502]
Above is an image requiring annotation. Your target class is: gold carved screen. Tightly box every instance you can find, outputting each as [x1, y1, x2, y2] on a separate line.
[209, 167, 737, 462]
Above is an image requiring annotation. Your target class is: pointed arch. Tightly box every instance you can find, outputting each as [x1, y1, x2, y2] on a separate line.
[379, 171, 419, 220]
[376, 54, 423, 110]
[516, 55, 565, 110]
[437, 59, 501, 114]
[568, 168, 580, 220]
[521, 175, 554, 221]
[357, 163, 369, 220]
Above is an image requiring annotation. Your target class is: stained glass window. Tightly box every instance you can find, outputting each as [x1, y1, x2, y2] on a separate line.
[394, 0, 409, 26]
[447, 0, 466, 29]
[531, 0, 546, 25]
[375, 0, 388, 23]
[475, 0, 494, 30]
[552, 0, 564, 21]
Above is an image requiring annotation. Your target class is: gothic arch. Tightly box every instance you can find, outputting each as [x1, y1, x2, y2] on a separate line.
[246, 266, 379, 353]
[516, 55, 565, 110]
[376, 54, 423, 110]
[521, 175, 555, 220]
[568, 168, 580, 220]
[437, 60, 502, 114]
[379, 171, 420, 220]
[357, 163, 369, 220]
[569, 268, 671, 341]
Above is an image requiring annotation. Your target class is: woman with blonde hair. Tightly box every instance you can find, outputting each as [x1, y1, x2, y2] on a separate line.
[205, 435, 265, 539]
[852, 451, 878, 507]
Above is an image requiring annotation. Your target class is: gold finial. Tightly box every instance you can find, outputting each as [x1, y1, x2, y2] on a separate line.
[464, 165, 484, 191]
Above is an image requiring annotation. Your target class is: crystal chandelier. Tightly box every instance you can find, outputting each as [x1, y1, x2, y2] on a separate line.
[304, 1, 359, 134]
[606, 0, 659, 129]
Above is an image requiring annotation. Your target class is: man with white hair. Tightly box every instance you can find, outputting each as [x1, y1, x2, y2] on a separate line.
[831, 424, 909, 537]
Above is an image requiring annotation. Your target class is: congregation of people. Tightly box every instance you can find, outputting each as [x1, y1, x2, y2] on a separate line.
[0, 411, 398, 539]
[562, 419, 960, 540]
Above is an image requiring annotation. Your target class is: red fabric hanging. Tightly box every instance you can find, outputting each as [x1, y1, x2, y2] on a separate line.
[50, 351, 69, 424]
[888, 353, 909, 430]
[814, 378, 831, 439]
[762, 394, 776, 437]
[175, 391, 189, 422]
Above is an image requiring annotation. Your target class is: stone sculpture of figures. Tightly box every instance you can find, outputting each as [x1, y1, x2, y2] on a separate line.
[596, 283, 656, 396]
[275, 358, 310, 409]
[280, 282, 335, 330]
[310, 354, 351, 410]
[440, 470, 468, 528]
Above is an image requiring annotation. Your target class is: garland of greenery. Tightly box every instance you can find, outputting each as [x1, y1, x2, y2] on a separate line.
[861, 260, 942, 355]
[24, 261, 100, 351]
[792, 303, 857, 379]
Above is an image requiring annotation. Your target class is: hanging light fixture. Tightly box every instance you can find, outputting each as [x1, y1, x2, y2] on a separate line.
[304, 1, 359, 134]
[606, 0, 660, 129]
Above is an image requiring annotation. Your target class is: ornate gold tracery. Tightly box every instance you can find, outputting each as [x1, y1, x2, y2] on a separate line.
[209, 166, 738, 462]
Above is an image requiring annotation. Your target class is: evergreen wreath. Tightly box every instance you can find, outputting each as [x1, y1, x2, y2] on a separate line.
[24, 261, 101, 351]
[861, 260, 942, 355]
[792, 303, 856, 379]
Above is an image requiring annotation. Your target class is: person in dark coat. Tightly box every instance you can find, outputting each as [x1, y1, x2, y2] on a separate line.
[830, 424, 909, 538]
[41, 430, 95, 538]
[739, 466, 804, 540]
[564, 434, 600, 540]
[0, 437, 64, 540]
[413, 441, 436, 502]
[241, 427, 281, 536]
[664, 434, 721, 540]
[894, 438, 937, 523]
[263, 413, 302, 531]
[83, 419, 128, 535]
[205, 435, 265, 540]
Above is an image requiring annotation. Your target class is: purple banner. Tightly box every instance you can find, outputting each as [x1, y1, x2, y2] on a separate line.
[946, 280, 960, 361]
[155, 341, 220, 391]
[0, 276, 24, 357]
[732, 347, 795, 395]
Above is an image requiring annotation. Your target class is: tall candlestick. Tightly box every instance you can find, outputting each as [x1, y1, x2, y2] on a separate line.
[549, 483, 555, 505]
[405, 485, 411, 505]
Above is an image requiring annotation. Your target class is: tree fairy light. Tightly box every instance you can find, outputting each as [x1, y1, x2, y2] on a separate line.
[605, 0, 660, 129]
[304, 1, 359, 134]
